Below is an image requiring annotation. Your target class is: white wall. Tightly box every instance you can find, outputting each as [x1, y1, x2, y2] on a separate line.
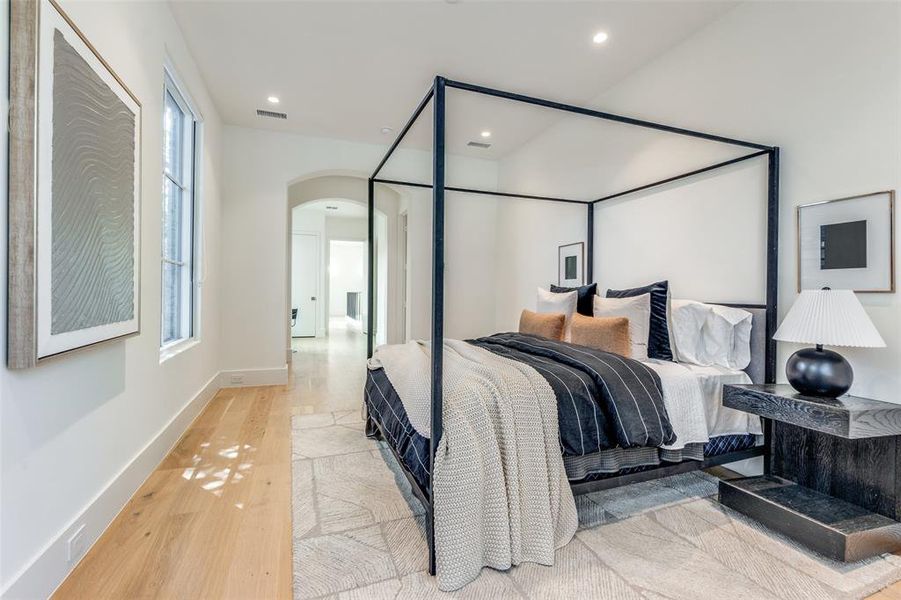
[325, 217, 366, 318]
[593, 161, 767, 303]
[220, 126, 499, 371]
[391, 186, 503, 342]
[492, 198, 585, 333]
[0, 1, 225, 597]
[498, 1, 901, 401]
[327, 216, 367, 242]
[329, 241, 366, 317]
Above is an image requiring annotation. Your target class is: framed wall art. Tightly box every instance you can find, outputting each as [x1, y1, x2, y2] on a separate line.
[797, 191, 894, 293]
[9, 0, 142, 368]
[558, 242, 585, 287]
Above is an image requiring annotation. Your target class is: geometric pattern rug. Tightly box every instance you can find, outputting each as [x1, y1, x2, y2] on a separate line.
[292, 411, 901, 599]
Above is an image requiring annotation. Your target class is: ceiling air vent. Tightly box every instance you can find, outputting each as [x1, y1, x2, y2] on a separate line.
[256, 108, 287, 120]
[467, 141, 491, 149]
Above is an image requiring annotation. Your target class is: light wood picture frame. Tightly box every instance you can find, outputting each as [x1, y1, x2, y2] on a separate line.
[797, 190, 895, 293]
[9, 0, 142, 368]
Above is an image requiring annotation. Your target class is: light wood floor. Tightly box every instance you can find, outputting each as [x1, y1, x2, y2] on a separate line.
[873, 581, 901, 599]
[52, 322, 901, 599]
[52, 385, 294, 599]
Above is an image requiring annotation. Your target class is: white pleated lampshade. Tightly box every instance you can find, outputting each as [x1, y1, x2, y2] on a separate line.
[773, 289, 886, 348]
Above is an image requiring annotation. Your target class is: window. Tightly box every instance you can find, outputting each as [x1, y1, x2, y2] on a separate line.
[161, 72, 198, 349]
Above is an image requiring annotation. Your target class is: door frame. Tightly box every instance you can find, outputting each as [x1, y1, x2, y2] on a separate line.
[291, 230, 321, 339]
[399, 211, 408, 342]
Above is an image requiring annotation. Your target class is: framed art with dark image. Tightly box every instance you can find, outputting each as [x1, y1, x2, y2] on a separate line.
[8, 0, 142, 368]
[797, 191, 894, 293]
[558, 242, 585, 287]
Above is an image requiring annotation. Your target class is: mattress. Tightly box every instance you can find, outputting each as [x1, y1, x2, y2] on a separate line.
[364, 365, 759, 493]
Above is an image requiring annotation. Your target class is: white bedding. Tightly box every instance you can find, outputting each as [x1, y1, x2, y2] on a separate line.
[641, 360, 762, 450]
[680, 363, 763, 438]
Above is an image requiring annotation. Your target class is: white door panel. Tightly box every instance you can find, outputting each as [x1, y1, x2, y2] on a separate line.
[292, 233, 319, 337]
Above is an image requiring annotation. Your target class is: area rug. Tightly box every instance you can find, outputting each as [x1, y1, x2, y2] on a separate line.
[291, 411, 901, 599]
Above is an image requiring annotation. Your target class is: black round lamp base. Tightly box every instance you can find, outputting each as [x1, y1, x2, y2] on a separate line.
[785, 346, 853, 398]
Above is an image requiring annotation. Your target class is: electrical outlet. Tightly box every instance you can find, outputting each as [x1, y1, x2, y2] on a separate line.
[67, 524, 88, 564]
[229, 373, 244, 385]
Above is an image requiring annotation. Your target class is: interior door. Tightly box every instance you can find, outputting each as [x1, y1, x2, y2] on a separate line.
[292, 233, 319, 337]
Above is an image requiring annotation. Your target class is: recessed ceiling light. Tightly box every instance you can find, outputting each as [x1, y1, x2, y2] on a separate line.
[267, 96, 280, 104]
[592, 31, 609, 45]
[381, 126, 394, 135]
[480, 130, 491, 138]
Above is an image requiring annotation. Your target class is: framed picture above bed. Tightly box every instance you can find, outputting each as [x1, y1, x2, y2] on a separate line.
[797, 191, 894, 293]
[558, 242, 585, 287]
[8, 0, 142, 368]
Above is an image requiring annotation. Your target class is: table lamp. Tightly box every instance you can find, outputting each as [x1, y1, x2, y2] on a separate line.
[773, 288, 885, 398]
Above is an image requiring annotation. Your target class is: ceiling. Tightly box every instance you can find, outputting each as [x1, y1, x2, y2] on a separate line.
[170, 1, 736, 160]
[295, 199, 368, 219]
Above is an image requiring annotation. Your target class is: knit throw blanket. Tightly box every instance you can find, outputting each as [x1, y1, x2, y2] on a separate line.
[369, 340, 578, 591]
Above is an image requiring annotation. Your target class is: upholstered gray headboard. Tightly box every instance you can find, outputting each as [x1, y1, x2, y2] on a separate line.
[743, 307, 767, 384]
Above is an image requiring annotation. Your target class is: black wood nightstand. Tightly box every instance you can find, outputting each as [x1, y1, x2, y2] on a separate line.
[719, 384, 901, 562]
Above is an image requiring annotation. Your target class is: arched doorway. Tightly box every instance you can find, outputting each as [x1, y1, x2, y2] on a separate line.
[285, 174, 403, 362]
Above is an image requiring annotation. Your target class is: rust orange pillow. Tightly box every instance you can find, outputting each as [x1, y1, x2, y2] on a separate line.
[519, 309, 566, 341]
[570, 314, 631, 357]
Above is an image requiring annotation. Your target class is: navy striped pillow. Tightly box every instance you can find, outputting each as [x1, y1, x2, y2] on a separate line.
[606, 281, 673, 361]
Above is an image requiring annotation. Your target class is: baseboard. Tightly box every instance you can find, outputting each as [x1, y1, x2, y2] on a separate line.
[219, 365, 288, 387]
[2, 372, 221, 600]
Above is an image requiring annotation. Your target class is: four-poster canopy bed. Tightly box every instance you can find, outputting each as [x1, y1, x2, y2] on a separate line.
[364, 75, 780, 578]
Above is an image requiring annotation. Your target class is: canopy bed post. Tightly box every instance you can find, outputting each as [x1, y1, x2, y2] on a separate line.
[428, 75, 447, 576]
[762, 147, 780, 475]
[587, 203, 594, 284]
[367, 177, 375, 359]
[765, 147, 780, 385]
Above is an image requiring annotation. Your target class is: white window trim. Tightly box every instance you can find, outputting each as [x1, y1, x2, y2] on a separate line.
[159, 337, 200, 364]
[160, 63, 203, 361]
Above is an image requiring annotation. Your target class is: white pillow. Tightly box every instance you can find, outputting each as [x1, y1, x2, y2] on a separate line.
[707, 304, 753, 369]
[670, 299, 710, 365]
[593, 294, 651, 360]
[671, 300, 753, 369]
[536, 288, 577, 341]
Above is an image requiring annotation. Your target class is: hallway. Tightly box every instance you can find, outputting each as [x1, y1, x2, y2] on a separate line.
[291, 320, 368, 417]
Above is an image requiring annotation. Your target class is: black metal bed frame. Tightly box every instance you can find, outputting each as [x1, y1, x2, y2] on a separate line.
[366, 76, 780, 576]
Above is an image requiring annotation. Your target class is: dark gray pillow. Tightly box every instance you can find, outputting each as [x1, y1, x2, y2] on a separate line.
[550, 283, 597, 317]
[606, 281, 673, 361]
